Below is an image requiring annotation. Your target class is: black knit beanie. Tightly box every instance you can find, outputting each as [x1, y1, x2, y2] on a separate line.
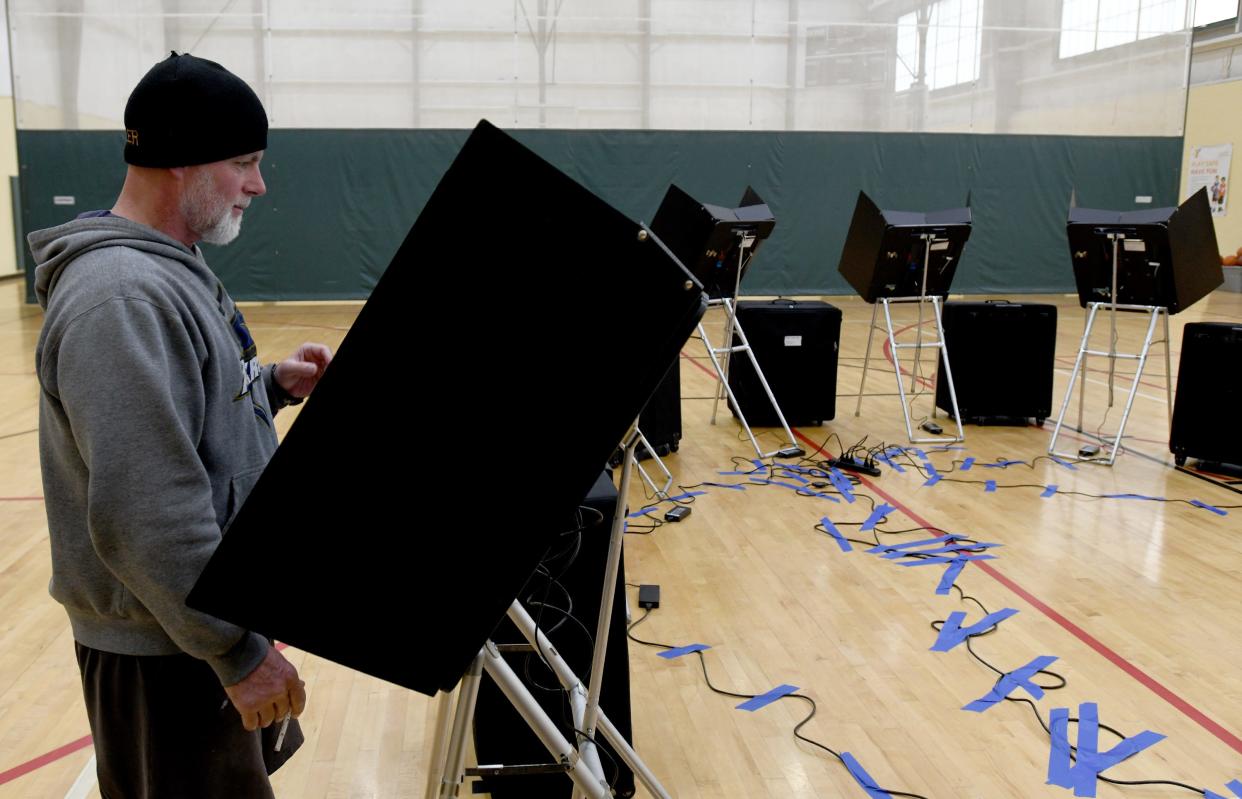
[124, 52, 268, 168]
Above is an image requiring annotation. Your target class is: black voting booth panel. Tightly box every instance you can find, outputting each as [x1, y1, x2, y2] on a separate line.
[650, 184, 776, 301]
[473, 471, 635, 798]
[1170, 322, 1242, 467]
[638, 184, 776, 454]
[188, 120, 707, 697]
[837, 190, 972, 303]
[934, 301, 1057, 424]
[727, 300, 841, 426]
[1067, 188, 1221, 314]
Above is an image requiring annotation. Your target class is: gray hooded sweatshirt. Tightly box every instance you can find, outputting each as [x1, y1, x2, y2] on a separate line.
[32, 214, 289, 686]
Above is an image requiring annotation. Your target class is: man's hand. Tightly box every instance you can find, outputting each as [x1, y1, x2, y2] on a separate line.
[224, 645, 307, 731]
[274, 342, 333, 399]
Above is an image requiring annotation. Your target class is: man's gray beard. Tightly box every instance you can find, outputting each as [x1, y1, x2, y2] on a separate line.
[181, 170, 242, 245]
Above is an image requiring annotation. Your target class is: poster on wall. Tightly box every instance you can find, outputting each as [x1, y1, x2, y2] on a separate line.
[1186, 143, 1232, 216]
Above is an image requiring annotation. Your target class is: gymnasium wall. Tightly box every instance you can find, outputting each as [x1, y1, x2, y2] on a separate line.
[18, 128, 1182, 301]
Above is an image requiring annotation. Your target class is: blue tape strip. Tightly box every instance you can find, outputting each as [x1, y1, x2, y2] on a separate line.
[627, 507, 659, 519]
[932, 608, 1019, 652]
[1206, 792, 1229, 799]
[1048, 702, 1166, 797]
[867, 534, 964, 554]
[1041, 485, 1058, 498]
[1192, 500, 1228, 516]
[1230, 779, 1242, 794]
[982, 459, 1025, 468]
[1047, 707, 1075, 789]
[703, 482, 748, 491]
[923, 473, 943, 487]
[839, 752, 894, 799]
[861, 504, 896, 531]
[820, 517, 852, 552]
[736, 684, 798, 711]
[961, 457, 975, 471]
[827, 470, 856, 504]
[985, 480, 997, 492]
[1051, 456, 1078, 471]
[884, 542, 1000, 559]
[875, 454, 906, 473]
[936, 559, 967, 595]
[664, 491, 706, 503]
[901, 554, 995, 567]
[658, 643, 710, 659]
[719, 470, 760, 476]
[962, 655, 1059, 712]
[776, 471, 810, 485]
[1101, 493, 1164, 501]
[813, 491, 841, 503]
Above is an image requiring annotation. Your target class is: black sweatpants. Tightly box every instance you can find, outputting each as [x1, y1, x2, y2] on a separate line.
[76, 643, 304, 799]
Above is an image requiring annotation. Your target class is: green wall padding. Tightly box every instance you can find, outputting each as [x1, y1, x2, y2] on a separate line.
[19, 128, 1182, 303]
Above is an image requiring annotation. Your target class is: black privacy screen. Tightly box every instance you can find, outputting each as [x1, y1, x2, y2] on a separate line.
[189, 120, 706, 696]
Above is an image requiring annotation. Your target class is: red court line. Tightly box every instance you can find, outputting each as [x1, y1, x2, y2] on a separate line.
[0, 735, 92, 787]
[793, 428, 1242, 757]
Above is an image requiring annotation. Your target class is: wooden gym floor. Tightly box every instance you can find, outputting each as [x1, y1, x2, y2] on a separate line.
[2, 275, 1241, 798]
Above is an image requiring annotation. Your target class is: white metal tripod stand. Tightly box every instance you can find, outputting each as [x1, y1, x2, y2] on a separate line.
[426, 424, 671, 799]
[853, 232, 965, 444]
[700, 231, 804, 460]
[1047, 232, 1172, 466]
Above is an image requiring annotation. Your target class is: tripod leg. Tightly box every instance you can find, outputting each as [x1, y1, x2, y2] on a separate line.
[1106, 307, 1161, 466]
[1050, 303, 1097, 457]
[856, 302, 879, 417]
[1163, 308, 1173, 432]
[424, 688, 457, 799]
[436, 651, 485, 798]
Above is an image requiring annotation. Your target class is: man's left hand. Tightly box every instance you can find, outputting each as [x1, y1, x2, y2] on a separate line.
[274, 342, 333, 398]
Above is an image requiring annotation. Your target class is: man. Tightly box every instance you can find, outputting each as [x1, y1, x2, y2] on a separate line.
[31, 52, 330, 797]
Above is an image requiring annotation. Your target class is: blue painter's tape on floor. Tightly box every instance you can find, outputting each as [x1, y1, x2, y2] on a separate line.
[963, 655, 1059, 712]
[961, 457, 975, 471]
[868, 535, 964, 554]
[932, 608, 1019, 652]
[839, 752, 894, 799]
[658, 644, 710, 660]
[985, 480, 997, 492]
[664, 491, 706, 503]
[1192, 500, 1228, 516]
[1041, 485, 1058, 498]
[861, 504, 896, 531]
[876, 454, 906, 473]
[821, 517, 852, 552]
[923, 473, 942, 487]
[1203, 778, 1242, 799]
[1052, 456, 1078, 470]
[937, 559, 967, 595]
[736, 684, 798, 711]
[901, 554, 995, 567]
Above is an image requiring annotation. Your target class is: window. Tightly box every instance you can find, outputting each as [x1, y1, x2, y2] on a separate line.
[1059, 0, 1235, 58]
[894, 0, 983, 92]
